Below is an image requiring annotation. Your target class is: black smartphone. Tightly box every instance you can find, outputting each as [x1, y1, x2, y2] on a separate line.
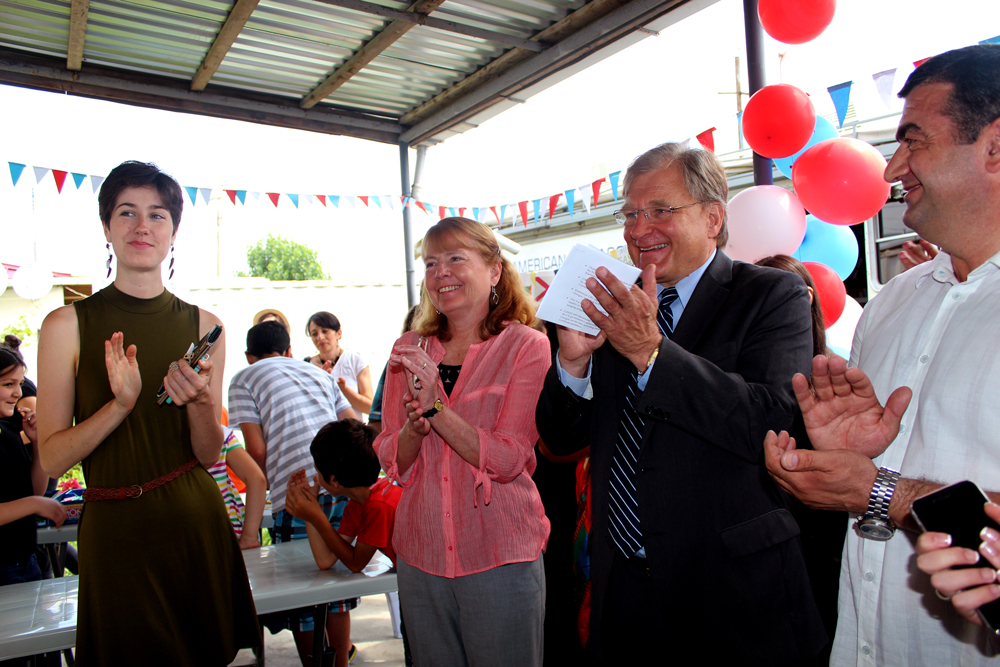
[911, 480, 1000, 634]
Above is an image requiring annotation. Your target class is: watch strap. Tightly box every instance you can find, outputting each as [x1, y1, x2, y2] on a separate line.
[864, 467, 901, 522]
[421, 398, 444, 420]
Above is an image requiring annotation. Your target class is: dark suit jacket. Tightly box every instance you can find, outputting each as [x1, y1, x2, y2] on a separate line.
[536, 251, 826, 665]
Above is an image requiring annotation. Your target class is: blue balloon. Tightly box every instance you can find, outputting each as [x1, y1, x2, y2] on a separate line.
[793, 215, 860, 281]
[774, 116, 840, 180]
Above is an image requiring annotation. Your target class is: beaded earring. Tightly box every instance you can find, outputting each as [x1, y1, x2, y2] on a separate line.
[106, 243, 113, 279]
[168, 245, 175, 280]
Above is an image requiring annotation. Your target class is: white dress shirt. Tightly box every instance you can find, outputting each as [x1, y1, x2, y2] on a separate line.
[832, 249, 1000, 666]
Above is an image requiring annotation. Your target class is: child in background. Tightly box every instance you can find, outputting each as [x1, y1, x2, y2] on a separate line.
[208, 425, 267, 549]
[285, 419, 404, 663]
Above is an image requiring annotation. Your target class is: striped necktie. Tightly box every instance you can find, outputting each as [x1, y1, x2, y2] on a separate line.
[608, 286, 679, 558]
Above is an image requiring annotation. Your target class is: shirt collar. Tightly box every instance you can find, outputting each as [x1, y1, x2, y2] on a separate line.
[657, 249, 716, 308]
[922, 247, 1000, 287]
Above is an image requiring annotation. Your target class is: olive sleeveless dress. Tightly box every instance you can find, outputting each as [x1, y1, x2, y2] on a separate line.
[74, 285, 261, 666]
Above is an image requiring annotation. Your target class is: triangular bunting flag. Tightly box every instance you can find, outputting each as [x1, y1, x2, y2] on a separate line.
[532, 199, 543, 225]
[371, 196, 381, 208]
[696, 127, 717, 152]
[9, 163, 25, 186]
[518, 201, 529, 227]
[592, 178, 605, 208]
[913, 57, 931, 69]
[330, 195, 340, 208]
[578, 186, 590, 213]
[225, 190, 238, 205]
[344, 196, 356, 208]
[828, 81, 853, 128]
[249, 192, 260, 203]
[385, 195, 394, 211]
[562, 190, 574, 218]
[199, 188, 211, 205]
[33, 166, 49, 184]
[266, 192, 281, 207]
[315, 195, 326, 207]
[304, 194, 314, 206]
[50, 170, 68, 193]
[980, 35, 1000, 46]
[439, 206, 447, 220]
[472, 207, 480, 222]
[185, 186, 198, 205]
[609, 171, 621, 202]
[72, 173, 86, 189]
[872, 69, 897, 111]
[359, 196, 369, 207]
[288, 194, 299, 208]
[236, 190, 247, 205]
[91, 175, 105, 193]
[458, 207, 466, 218]
[490, 206, 500, 225]
[415, 201, 427, 214]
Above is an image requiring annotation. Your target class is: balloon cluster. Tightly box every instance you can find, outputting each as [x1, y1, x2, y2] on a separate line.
[725, 0, 887, 332]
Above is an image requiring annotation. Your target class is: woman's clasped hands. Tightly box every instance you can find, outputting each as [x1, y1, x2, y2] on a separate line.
[389, 343, 438, 437]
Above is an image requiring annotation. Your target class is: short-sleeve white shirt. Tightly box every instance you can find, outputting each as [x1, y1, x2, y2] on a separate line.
[832, 250, 1000, 666]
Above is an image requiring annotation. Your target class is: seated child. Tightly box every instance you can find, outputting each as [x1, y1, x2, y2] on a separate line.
[285, 419, 403, 665]
[207, 426, 267, 549]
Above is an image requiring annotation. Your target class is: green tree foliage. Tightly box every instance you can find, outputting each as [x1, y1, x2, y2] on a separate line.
[242, 235, 329, 281]
[2, 316, 35, 346]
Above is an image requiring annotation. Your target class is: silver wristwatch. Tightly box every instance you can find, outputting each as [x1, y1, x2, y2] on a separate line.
[856, 467, 901, 541]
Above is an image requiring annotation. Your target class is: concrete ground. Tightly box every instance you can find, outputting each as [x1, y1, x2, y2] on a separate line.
[230, 595, 405, 667]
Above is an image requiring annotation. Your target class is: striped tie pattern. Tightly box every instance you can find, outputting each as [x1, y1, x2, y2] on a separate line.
[608, 286, 679, 557]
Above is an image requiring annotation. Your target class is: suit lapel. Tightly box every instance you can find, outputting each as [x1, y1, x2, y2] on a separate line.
[670, 251, 733, 351]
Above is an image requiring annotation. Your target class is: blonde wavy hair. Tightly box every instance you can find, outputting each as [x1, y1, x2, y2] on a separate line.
[413, 217, 537, 342]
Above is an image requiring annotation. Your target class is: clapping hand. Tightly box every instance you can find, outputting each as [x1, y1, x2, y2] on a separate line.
[577, 263, 661, 372]
[105, 332, 141, 411]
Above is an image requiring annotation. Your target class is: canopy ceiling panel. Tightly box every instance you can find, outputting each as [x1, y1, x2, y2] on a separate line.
[0, 0, 715, 145]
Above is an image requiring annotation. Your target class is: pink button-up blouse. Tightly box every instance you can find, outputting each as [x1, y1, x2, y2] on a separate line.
[374, 323, 552, 578]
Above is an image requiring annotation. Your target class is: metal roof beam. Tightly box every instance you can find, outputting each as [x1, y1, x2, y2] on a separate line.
[312, 0, 543, 52]
[66, 0, 90, 71]
[0, 49, 402, 144]
[401, 0, 685, 144]
[400, 0, 631, 128]
[300, 0, 447, 110]
[191, 0, 261, 91]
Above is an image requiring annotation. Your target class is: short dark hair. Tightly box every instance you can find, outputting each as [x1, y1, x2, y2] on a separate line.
[310, 419, 381, 489]
[98, 161, 184, 233]
[306, 311, 341, 337]
[246, 320, 290, 357]
[0, 342, 26, 377]
[899, 45, 1000, 144]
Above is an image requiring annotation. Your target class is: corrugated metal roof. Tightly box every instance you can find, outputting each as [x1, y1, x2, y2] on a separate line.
[0, 0, 713, 144]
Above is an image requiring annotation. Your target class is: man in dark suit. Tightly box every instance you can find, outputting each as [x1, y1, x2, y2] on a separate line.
[536, 142, 826, 664]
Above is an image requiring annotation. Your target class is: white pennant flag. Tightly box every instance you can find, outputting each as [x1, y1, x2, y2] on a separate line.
[578, 185, 591, 213]
[385, 195, 395, 211]
[33, 166, 49, 184]
[344, 196, 356, 208]
[199, 188, 211, 205]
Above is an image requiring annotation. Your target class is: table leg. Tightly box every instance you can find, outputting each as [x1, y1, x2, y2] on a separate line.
[311, 605, 328, 667]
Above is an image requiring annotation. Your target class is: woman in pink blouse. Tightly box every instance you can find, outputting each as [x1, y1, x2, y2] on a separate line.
[375, 217, 551, 666]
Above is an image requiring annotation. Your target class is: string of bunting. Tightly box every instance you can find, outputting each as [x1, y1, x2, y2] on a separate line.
[7, 39, 994, 230]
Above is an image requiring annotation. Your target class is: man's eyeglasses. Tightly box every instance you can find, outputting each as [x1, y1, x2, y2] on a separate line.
[613, 202, 706, 227]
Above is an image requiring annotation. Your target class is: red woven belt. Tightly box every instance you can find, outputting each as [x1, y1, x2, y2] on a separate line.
[82, 458, 200, 501]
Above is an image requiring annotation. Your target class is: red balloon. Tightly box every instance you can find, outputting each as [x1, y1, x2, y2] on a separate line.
[742, 84, 816, 159]
[804, 261, 846, 328]
[792, 137, 891, 226]
[758, 0, 837, 45]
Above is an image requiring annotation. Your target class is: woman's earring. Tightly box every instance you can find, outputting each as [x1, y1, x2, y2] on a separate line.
[490, 284, 499, 305]
[168, 245, 175, 280]
[106, 243, 113, 279]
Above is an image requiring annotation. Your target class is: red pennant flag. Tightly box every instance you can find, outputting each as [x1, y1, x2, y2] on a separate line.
[591, 178, 605, 208]
[490, 206, 500, 224]
[913, 57, 930, 69]
[266, 192, 281, 207]
[359, 196, 369, 207]
[416, 201, 427, 214]
[534, 277, 550, 302]
[315, 195, 326, 207]
[518, 201, 529, 227]
[439, 206, 447, 220]
[459, 207, 466, 218]
[225, 190, 237, 205]
[696, 127, 717, 152]
[52, 170, 68, 193]
[548, 194, 561, 220]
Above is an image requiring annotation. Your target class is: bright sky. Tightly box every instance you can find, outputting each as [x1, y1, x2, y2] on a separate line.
[2, 0, 999, 284]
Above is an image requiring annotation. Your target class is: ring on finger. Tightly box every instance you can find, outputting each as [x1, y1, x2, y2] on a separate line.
[935, 589, 953, 601]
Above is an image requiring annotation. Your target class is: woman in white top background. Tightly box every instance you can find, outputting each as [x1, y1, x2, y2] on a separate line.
[304, 311, 373, 415]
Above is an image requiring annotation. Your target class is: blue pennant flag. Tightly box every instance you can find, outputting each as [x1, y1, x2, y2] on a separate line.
[329, 195, 340, 208]
[447, 207, 456, 217]
[71, 173, 86, 189]
[371, 196, 382, 208]
[564, 189, 576, 218]
[609, 171, 621, 202]
[981, 35, 1000, 45]
[236, 190, 247, 204]
[532, 198, 542, 224]
[184, 186, 198, 205]
[288, 194, 299, 208]
[472, 207, 480, 221]
[500, 204, 509, 224]
[8, 162, 25, 186]
[828, 81, 853, 128]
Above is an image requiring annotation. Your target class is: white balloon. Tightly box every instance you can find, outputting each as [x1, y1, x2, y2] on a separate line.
[825, 296, 864, 356]
[725, 185, 807, 263]
[11, 262, 54, 301]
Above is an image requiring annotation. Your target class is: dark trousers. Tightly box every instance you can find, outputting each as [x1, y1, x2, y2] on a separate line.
[599, 549, 664, 663]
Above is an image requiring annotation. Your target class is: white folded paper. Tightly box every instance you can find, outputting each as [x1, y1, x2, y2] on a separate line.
[536, 244, 641, 335]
